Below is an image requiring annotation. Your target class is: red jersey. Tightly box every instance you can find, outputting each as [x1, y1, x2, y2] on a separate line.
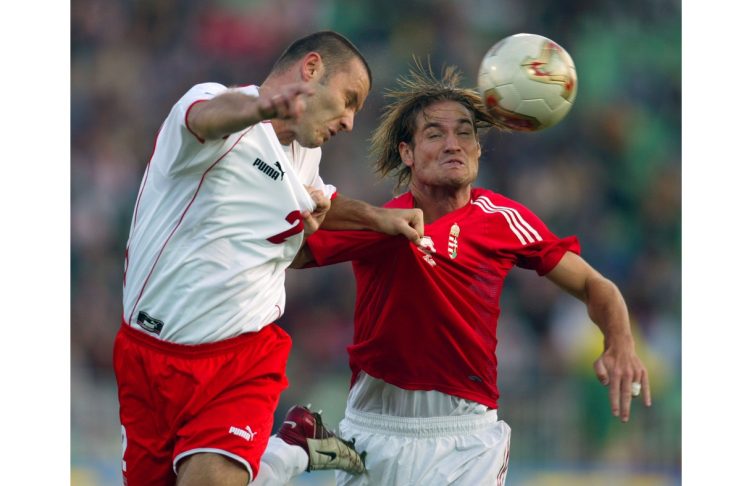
[306, 188, 580, 409]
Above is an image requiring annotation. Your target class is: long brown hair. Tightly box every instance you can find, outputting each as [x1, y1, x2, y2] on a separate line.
[370, 59, 506, 190]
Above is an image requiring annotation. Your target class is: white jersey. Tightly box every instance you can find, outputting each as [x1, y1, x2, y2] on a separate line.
[122, 83, 335, 344]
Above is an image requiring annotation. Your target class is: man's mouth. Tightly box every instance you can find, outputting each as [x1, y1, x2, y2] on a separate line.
[442, 159, 464, 167]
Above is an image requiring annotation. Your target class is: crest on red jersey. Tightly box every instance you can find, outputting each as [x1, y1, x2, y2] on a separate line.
[448, 223, 460, 259]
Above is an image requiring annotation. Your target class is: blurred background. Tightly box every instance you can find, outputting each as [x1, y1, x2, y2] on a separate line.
[70, 0, 681, 484]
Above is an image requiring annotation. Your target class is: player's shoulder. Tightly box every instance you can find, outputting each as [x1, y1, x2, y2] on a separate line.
[470, 187, 538, 220]
[470, 187, 522, 208]
[383, 192, 414, 209]
[183, 82, 228, 99]
[171, 83, 229, 113]
[233, 84, 259, 97]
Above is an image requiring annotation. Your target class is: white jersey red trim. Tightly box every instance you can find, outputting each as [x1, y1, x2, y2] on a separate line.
[123, 83, 336, 344]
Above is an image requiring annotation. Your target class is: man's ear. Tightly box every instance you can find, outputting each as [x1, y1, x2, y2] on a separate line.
[399, 142, 414, 168]
[301, 52, 323, 81]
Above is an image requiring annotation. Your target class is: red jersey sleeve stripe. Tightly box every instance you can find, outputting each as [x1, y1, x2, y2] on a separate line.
[473, 196, 543, 243]
[474, 195, 543, 241]
[489, 204, 542, 241]
[472, 199, 528, 244]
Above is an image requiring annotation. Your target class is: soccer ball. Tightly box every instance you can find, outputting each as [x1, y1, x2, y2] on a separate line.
[478, 33, 577, 131]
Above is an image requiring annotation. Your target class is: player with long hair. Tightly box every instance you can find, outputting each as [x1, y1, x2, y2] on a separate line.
[291, 61, 651, 485]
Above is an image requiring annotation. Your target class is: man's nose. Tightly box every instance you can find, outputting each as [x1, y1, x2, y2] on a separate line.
[339, 111, 354, 132]
[444, 132, 462, 150]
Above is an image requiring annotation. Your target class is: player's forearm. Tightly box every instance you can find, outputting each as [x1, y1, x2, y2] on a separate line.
[321, 194, 424, 244]
[321, 194, 381, 231]
[188, 91, 265, 140]
[584, 275, 635, 349]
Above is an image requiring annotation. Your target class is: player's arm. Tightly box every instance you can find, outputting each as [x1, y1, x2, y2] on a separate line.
[545, 251, 651, 422]
[289, 243, 316, 269]
[187, 83, 315, 140]
[321, 194, 424, 246]
[290, 221, 401, 270]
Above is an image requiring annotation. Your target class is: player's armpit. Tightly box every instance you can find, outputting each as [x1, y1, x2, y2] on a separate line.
[289, 243, 316, 269]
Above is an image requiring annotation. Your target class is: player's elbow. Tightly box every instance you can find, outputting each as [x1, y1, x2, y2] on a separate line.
[584, 273, 624, 309]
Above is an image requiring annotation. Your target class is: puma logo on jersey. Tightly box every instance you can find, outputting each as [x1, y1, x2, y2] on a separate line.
[229, 425, 258, 442]
[274, 161, 285, 180]
[253, 158, 284, 181]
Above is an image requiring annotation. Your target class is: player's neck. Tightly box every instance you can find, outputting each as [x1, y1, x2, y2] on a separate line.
[260, 76, 298, 146]
[410, 184, 471, 224]
[269, 118, 295, 145]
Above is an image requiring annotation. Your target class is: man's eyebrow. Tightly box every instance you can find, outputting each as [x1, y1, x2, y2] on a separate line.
[421, 118, 475, 130]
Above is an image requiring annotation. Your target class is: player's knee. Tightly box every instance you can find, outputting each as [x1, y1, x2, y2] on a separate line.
[176, 452, 251, 486]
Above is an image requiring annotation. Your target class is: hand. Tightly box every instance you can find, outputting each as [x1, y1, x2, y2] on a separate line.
[258, 82, 315, 120]
[302, 186, 331, 236]
[593, 343, 652, 423]
[372, 207, 425, 246]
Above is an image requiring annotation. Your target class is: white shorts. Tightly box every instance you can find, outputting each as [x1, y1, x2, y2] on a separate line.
[335, 407, 511, 485]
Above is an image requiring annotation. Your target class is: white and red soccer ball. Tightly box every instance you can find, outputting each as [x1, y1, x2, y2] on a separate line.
[478, 33, 578, 131]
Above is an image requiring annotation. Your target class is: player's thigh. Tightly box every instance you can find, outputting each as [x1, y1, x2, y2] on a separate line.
[172, 382, 279, 482]
[335, 422, 414, 485]
[176, 452, 250, 486]
[427, 420, 512, 485]
[171, 346, 290, 481]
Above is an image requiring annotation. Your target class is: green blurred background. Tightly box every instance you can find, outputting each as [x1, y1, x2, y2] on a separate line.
[70, 0, 681, 484]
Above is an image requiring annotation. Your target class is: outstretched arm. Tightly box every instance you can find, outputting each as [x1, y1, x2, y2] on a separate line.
[545, 251, 651, 422]
[321, 194, 424, 246]
[187, 83, 315, 141]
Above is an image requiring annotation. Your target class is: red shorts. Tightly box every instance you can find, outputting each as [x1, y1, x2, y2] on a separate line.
[113, 322, 291, 485]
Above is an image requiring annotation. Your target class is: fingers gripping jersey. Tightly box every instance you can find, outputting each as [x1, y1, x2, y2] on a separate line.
[123, 83, 335, 344]
[306, 189, 580, 409]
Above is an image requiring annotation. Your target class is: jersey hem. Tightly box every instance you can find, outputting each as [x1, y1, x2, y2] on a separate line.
[119, 321, 279, 358]
[353, 368, 499, 410]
